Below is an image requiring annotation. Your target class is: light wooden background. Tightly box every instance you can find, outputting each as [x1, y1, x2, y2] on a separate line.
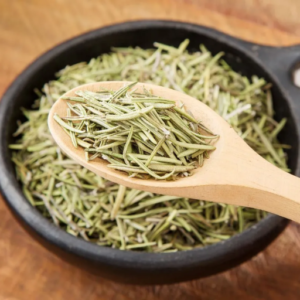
[1, 0, 300, 299]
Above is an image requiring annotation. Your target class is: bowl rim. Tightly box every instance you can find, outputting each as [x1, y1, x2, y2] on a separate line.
[0, 20, 289, 271]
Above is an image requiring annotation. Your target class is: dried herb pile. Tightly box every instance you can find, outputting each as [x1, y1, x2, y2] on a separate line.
[9, 40, 289, 251]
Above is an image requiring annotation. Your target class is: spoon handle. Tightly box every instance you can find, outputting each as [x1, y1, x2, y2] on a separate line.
[239, 161, 300, 222]
[186, 151, 300, 222]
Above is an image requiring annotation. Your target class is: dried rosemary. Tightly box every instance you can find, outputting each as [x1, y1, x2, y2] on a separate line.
[55, 83, 218, 180]
[9, 39, 289, 252]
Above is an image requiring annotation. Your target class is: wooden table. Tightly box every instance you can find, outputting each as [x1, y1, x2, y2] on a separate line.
[1, 0, 300, 299]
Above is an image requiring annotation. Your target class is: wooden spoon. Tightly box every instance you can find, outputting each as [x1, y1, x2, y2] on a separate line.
[48, 81, 300, 222]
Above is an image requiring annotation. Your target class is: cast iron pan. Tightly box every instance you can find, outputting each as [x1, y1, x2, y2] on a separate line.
[0, 20, 299, 285]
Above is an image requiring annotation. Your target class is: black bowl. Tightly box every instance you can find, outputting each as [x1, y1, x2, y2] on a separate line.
[1, 20, 300, 285]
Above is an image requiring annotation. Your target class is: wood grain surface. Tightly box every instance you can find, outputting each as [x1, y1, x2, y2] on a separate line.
[1, 0, 300, 299]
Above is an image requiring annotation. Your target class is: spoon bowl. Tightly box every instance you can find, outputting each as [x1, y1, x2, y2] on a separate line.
[49, 81, 300, 222]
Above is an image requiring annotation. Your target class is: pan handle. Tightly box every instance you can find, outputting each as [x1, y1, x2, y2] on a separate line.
[251, 43, 300, 86]
[204, 26, 300, 99]
[233, 39, 300, 122]
[236, 40, 300, 90]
